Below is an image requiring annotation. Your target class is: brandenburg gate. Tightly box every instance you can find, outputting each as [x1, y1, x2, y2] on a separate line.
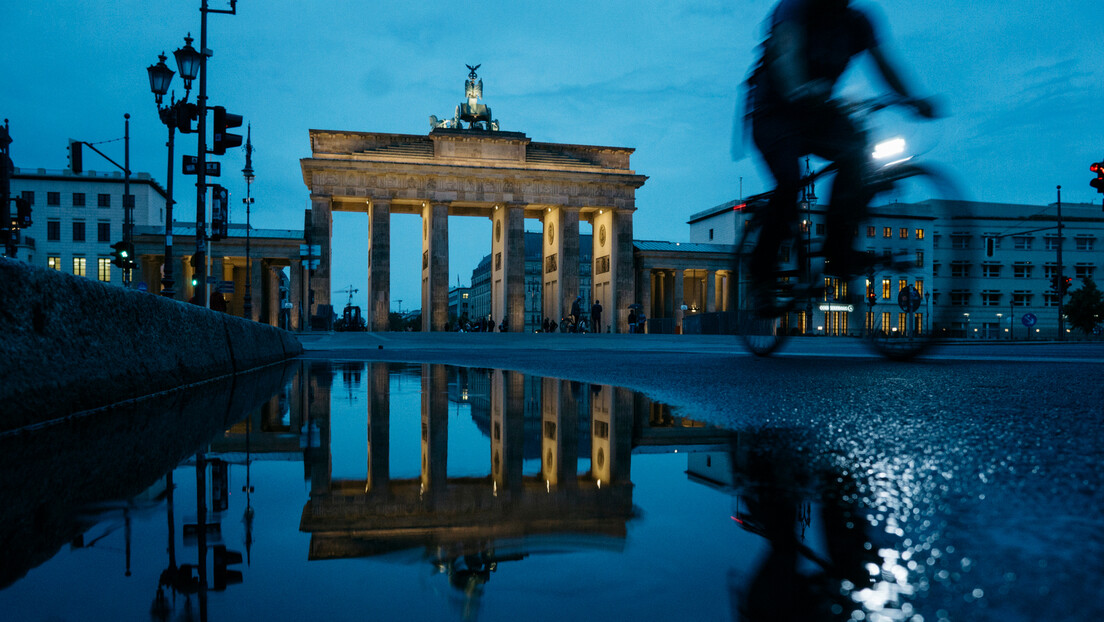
[299, 67, 647, 332]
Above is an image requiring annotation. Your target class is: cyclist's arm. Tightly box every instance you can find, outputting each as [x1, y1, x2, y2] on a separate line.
[868, 45, 936, 117]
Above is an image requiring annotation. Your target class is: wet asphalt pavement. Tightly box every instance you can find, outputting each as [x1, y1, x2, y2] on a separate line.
[298, 333, 1104, 621]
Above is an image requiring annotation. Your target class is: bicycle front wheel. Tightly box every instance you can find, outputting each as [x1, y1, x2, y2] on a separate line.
[859, 162, 967, 360]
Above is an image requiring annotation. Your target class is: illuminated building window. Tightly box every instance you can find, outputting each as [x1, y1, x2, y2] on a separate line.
[881, 279, 891, 299]
[867, 226, 876, 238]
[883, 226, 892, 238]
[915, 228, 924, 240]
[72, 256, 87, 277]
[98, 258, 111, 282]
[48, 256, 61, 270]
[899, 227, 909, 239]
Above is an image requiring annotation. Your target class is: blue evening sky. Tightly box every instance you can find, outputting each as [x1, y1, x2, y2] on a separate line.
[3, 1, 1102, 311]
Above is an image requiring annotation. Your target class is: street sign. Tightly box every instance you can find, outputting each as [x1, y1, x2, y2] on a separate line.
[897, 285, 922, 313]
[217, 280, 234, 293]
[182, 157, 221, 176]
[1022, 313, 1037, 327]
[136, 282, 148, 292]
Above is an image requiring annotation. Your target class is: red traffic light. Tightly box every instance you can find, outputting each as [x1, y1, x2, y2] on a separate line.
[1092, 161, 1104, 193]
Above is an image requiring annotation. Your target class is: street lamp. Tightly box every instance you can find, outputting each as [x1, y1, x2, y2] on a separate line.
[242, 126, 255, 320]
[147, 36, 200, 299]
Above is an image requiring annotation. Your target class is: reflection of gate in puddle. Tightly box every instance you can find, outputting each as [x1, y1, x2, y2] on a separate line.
[297, 362, 733, 566]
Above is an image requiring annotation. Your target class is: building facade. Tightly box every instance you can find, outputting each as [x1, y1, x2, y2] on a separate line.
[688, 197, 1104, 338]
[9, 167, 168, 284]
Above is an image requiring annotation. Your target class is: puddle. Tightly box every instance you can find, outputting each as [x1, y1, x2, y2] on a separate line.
[1, 361, 931, 621]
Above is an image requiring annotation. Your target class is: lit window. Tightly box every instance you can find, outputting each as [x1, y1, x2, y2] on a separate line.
[899, 228, 909, 239]
[867, 226, 876, 238]
[883, 227, 892, 238]
[882, 279, 891, 299]
[72, 256, 87, 277]
[915, 228, 924, 240]
[48, 256, 61, 270]
[98, 258, 111, 282]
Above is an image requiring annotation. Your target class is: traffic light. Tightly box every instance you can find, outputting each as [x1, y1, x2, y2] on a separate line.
[110, 240, 135, 269]
[211, 106, 243, 155]
[13, 197, 32, 229]
[1061, 276, 1073, 295]
[1092, 162, 1104, 194]
[176, 102, 199, 134]
[190, 251, 204, 287]
[209, 184, 229, 240]
[68, 139, 83, 174]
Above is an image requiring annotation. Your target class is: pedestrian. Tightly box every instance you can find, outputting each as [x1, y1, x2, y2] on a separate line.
[487, 315, 495, 332]
[570, 296, 583, 331]
[628, 308, 637, 333]
[591, 299, 603, 333]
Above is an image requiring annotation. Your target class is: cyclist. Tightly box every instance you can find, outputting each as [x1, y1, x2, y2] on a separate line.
[745, 0, 936, 304]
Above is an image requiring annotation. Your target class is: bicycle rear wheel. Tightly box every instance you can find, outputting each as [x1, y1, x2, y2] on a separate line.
[733, 195, 799, 357]
[858, 162, 967, 360]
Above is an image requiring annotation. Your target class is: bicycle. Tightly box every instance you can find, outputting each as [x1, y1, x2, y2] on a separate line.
[734, 95, 970, 359]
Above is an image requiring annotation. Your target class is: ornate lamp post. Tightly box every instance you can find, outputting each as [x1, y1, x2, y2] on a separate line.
[147, 35, 201, 298]
[241, 126, 255, 320]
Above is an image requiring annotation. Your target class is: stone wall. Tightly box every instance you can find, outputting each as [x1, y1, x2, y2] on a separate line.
[0, 258, 303, 431]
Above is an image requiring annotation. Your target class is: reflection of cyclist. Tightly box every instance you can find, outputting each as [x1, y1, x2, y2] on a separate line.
[746, 0, 935, 297]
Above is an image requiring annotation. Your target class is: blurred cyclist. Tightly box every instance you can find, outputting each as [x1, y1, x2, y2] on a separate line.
[746, 0, 936, 302]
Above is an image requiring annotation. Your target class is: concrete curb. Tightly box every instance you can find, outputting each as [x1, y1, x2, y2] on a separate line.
[0, 258, 302, 431]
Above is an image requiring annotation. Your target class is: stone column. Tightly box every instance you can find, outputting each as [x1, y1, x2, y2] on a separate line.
[590, 384, 613, 485]
[654, 270, 665, 318]
[420, 364, 448, 503]
[307, 196, 333, 322]
[674, 269, 685, 332]
[505, 204, 525, 331]
[421, 202, 449, 332]
[612, 209, 635, 333]
[706, 270, 717, 313]
[266, 262, 282, 327]
[367, 200, 391, 332]
[559, 207, 580, 323]
[557, 379, 580, 490]
[491, 370, 525, 495]
[367, 362, 390, 496]
[541, 377, 562, 486]
[592, 209, 614, 333]
[289, 259, 303, 332]
[640, 265, 652, 327]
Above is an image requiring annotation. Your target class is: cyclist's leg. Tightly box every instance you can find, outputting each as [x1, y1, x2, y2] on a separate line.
[751, 112, 803, 291]
[809, 109, 868, 281]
